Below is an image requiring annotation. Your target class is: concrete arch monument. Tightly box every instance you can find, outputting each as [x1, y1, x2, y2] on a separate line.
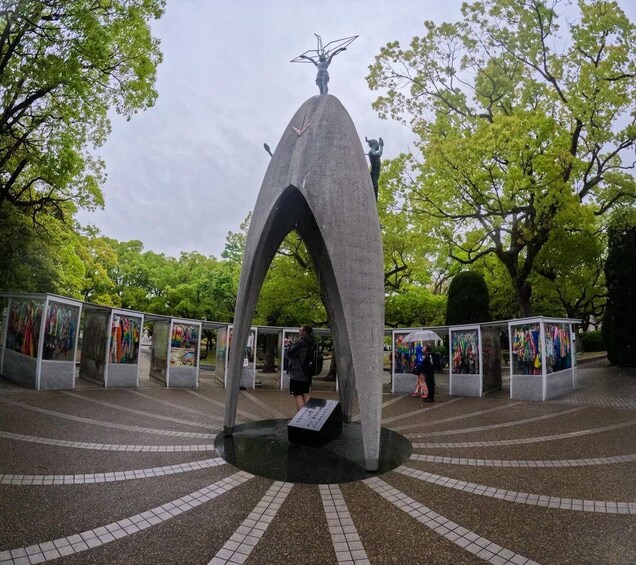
[223, 94, 384, 471]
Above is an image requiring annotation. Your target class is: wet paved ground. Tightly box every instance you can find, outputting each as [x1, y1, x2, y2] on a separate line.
[0, 356, 634, 564]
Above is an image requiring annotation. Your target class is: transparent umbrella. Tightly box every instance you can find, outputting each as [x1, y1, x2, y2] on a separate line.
[402, 329, 442, 343]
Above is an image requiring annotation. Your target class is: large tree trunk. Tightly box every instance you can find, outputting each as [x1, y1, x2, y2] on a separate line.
[498, 248, 534, 317]
[515, 280, 532, 317]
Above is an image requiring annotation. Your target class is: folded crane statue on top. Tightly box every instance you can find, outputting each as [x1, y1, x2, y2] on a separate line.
[291, 34, 358, 95]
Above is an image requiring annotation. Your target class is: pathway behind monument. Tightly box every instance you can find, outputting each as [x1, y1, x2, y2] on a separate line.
[288, 397, 343, 447]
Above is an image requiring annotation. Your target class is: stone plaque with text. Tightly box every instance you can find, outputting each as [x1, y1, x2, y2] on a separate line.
[288, 398, 343, 447]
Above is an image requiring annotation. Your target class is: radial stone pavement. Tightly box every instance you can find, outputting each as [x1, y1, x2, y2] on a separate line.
[223, 94, 384, 472]
[1, 367, 635, 564]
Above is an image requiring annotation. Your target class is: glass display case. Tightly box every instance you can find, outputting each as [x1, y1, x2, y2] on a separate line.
[544, 322, 572, 374]
[110, 313, 141, 364]
[80, 308, 143, 387]
[215, 326, 228, 385]
[508, 317, 575, 400]
[391, 330, 419, 394]
[511, 322, 542, 376]
[6, 298, 43, 359]
[150, 320, 170, 384]
[170, 322, 199, 367]
[107, 311, 143, 387]
[149, 318, 201, 388]
[449, 326, 483, 397]
[224, 325, 257, 389]
[79, 309, 110, 385]
[0, 294, 82, 389]
[43, 301, 80, 361]
[451, 329, 480, 375]
[481, 328, 502, 395]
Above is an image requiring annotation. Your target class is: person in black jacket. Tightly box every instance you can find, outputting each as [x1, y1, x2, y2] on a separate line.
[287, 325, 316, 411]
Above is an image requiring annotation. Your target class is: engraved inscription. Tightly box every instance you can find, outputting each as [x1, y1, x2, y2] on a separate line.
[289, 399, 338, 431]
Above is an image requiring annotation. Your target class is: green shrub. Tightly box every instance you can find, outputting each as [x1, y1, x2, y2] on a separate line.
[579, 331, 605, 352]
[432, 345, 448, 356]
[446, 271, 490, 325]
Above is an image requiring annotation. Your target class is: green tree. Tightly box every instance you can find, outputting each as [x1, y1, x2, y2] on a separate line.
[368, 0, 636, 316]
[71, 229, 119, 305]
[379, 155, 451, 326]
[164, 252, 237, 322]
[221, 213, 326, 327]
[222, 213, 251, 265]
[0, 0, 164, 222]
[224, 163, 451, 331]
[255, 233, 326, 327]
[111, 242, 181, 314]
[0, 200, 101, 299]
[223, 219, 327, 373]
[471, 255, 518, 320]
[532, 223, 606, 327]
[380, 156, 440, 291]
[603, 208, 636, 366]
[0, 201, 61, 292]
[446, 271, 490, 325]
[385, 286, 446, 327]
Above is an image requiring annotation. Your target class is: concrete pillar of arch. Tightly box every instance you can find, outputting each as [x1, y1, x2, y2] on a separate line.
[223, 94, 384, 471]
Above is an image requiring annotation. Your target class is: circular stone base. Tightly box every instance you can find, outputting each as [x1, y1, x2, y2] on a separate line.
[214, 419, 412, 484]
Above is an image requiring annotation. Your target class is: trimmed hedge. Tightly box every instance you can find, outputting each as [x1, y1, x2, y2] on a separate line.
[579, 331, 605, 353]
[603, 210, 636, 366]
[446, 271, 490, 325]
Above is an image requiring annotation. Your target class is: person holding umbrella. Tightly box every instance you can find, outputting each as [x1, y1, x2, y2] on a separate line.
[422, 344, 436, 403]
[402, 329, 442, 402]
[411, 343, 428, 398]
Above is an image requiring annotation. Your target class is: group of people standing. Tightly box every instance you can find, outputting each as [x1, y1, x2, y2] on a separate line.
[287, 326, 437, 412]
[411, 343, 436, 403]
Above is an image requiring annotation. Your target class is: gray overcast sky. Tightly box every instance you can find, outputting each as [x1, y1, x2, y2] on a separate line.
[76, 0, 636, 259]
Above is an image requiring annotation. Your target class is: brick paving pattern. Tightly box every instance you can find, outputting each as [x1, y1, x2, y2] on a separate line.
[1, 360, 634, 564]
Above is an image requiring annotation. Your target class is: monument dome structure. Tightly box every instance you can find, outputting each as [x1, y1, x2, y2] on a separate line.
[223, 93, 384, 471]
